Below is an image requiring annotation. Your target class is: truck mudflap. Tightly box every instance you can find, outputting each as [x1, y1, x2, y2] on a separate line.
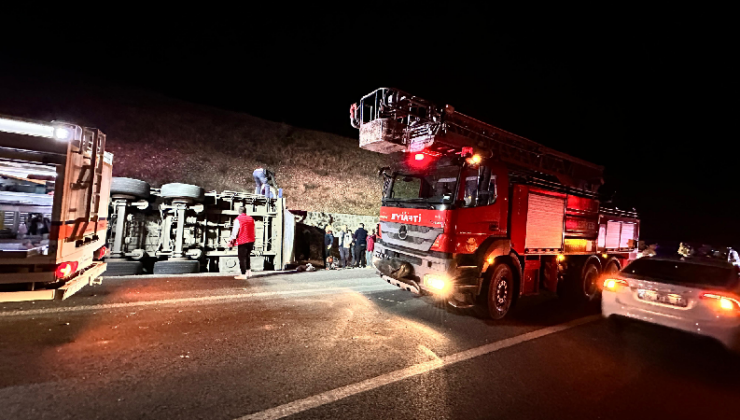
[381, 275, 421, 295]
[56, 261, 106, 300]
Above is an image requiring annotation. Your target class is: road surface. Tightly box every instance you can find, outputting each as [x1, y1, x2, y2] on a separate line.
[1, 269, 738, 420]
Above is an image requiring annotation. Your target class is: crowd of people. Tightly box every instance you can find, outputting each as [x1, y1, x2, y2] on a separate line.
[323, 223, 376, 270]
[249, 166, 379, 272]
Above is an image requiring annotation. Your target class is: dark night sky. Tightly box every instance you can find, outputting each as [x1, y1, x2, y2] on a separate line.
[1, 10, 736, 246]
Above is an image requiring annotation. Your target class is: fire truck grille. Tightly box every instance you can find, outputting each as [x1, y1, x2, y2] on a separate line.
[379, 221, 442, 252]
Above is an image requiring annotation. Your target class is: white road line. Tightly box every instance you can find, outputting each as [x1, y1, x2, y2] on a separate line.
[418, 344, 441, 360]
[236, 315, 601, 420]
[0, 284, 392, 318]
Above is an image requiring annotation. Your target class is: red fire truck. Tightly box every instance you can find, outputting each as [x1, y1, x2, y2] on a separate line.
[350, 88, 639, 319]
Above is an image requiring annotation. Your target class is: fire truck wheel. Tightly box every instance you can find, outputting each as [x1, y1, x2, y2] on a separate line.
[578, 263, 601, 302]
[103, 260, 143, 276]
[486, 263, 515, 320]
[110, 177, 150, 199]
[603, 259, 621, 277]
[160, 183, 204, 202]
[153, 259, 201, 275]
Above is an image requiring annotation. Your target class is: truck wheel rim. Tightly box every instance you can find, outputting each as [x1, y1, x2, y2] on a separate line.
[583, 270, 597, 298]
[495, 277, 510, 310]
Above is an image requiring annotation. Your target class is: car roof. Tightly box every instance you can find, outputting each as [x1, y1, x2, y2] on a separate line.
[632, 256, 735, 269]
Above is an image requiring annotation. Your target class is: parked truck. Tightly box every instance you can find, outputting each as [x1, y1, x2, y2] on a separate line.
[0, 114, 111, 302]
[350, 88, 639, 319]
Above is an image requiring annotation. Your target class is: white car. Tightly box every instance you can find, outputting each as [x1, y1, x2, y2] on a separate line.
[602, 256, 740, 351]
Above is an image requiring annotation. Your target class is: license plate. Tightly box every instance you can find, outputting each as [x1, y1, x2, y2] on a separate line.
[637, 289, 688, 307]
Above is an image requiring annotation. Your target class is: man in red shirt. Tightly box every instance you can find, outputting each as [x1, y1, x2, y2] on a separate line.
[229, 207, 256, 279]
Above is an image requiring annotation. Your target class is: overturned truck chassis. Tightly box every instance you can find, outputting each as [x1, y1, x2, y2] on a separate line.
[106, 180, 285, 275]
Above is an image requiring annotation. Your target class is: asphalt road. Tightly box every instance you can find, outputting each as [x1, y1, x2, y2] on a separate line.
[1, 269, 738, 420]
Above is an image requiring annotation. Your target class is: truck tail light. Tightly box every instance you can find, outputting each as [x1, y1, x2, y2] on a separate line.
[603, 278, 628, 291]
[55, 261, 79, 279]
[95, 246, 107, 260]
[377, 224, 381, 238]
[701, 293, 740, 312]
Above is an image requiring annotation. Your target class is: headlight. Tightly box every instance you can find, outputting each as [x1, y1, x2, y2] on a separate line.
[53, 126, 71, 141]
[423, 274, 451, 294]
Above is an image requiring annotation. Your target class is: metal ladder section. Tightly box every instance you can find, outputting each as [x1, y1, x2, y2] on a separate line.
[440, 111, 604, 185]
[69, 128, 106, 243]
[369, 88, 605, 191]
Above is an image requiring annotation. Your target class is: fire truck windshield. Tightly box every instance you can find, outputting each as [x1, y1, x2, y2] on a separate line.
[386, 166, 460, 205]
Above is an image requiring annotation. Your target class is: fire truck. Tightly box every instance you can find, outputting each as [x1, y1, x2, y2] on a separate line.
[350, 88, 639, 319]
[0, 114, 111, 302]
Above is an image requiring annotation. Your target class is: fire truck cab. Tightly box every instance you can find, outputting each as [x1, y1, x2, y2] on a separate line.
[0, 114, 111, 302]
[351, 88, 639, 319]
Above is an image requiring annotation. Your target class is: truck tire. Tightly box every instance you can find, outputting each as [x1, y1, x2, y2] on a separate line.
[153, 259, 200, 275]
[569, 262, 601, 303]
[104, 260, 143, 276]
[111, 177, 150, 199]
[485, 263, 515, 320]
[603, 259, 621, 277]
[160, 183, 204, 202]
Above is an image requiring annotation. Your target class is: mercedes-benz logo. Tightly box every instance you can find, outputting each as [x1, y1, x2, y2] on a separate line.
[398, 225, 408, 240]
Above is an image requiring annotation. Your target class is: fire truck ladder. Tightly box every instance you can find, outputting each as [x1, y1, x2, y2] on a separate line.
[365, 88, 605, 192]
[69, 128, 106, 243]
[430, 112, 604, 191]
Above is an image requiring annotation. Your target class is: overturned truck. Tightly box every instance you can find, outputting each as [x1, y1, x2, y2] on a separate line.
[105, 178, 292, 276]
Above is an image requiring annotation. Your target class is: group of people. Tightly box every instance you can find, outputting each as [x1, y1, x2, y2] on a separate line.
[15, 213, 51, 239]
[323, 223, 376, 270]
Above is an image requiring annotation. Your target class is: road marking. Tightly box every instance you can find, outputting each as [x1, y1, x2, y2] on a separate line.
[418, 344, 441, 360]
[0, 284, 392, 318]
[236, 315, 600, 420]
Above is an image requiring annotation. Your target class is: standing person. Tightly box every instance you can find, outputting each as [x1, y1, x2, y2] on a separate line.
[324, 227, 334, 270]
[353, 223, 368, 268]
[338, 225, 352, 268]
[366, 228, 376, 269]
[229, 206, 255, 280]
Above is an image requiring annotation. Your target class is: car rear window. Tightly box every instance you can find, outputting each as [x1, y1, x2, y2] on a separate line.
[622, 258, 736, 288]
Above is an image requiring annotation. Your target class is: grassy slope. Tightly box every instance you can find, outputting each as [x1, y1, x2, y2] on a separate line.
[0, 82, 388, 215]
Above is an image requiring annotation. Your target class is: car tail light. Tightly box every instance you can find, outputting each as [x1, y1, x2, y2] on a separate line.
[700, 293, 740, 312]
[603, 278, 628, 291]
[55, 261, 79, 279]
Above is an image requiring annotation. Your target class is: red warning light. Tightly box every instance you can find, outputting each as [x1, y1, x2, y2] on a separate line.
[414, 153, 425, 161]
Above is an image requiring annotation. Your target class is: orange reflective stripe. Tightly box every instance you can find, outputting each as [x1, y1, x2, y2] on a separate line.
[50, 220, 108, 241]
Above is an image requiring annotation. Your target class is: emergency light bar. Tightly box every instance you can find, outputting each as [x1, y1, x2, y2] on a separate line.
[0, 116, 80, 142]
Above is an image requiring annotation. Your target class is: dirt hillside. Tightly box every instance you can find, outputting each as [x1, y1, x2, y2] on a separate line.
[0, 82, 389, 216]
